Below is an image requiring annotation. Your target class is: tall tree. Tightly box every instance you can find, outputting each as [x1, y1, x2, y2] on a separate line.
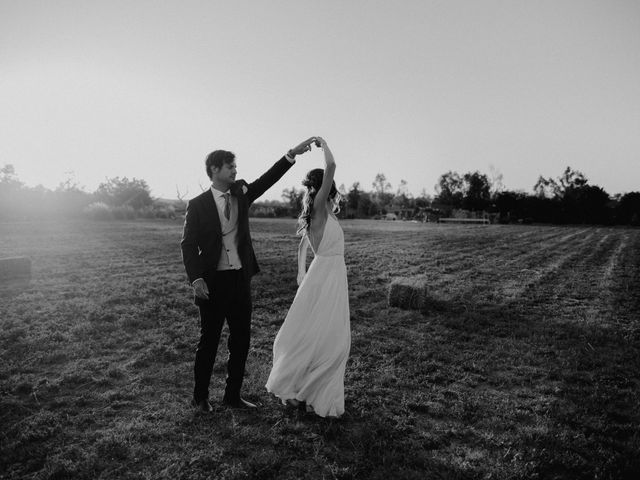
[0, 164, 24, 219]
[434, 171, 464, 207]
[346, 182, 362, 217]
[372, 173, 391, 196]
[558, 166, 588, 191]
[394, 179, 413, 208]
[533, 175, 559, 198]
[488, 165, 505, 197]
[462, 171, 491, 211]
[371, 173, 393, 211]
[535, 166, 588, 199]
[0, 164, 22, 188]
[616, 192, 640, 225]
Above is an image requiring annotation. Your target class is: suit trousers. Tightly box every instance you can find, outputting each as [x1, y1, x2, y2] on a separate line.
[193, 269, 252, 403]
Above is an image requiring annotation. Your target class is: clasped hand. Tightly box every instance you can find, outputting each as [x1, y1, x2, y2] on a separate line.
[289, 137, 322, 157]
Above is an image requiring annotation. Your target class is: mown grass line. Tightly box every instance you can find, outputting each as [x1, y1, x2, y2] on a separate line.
[425, 228, 593, 304]
[609, 231, 640, 327]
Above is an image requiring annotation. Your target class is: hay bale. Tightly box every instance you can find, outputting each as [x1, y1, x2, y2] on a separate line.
[0, 256, 32, 282]
[388, 275, 439, 311]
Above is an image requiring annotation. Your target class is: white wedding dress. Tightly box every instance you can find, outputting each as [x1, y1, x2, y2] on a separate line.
[266, 215, 351, 417]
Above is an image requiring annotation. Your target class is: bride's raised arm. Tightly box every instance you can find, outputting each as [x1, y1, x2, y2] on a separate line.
[312, 137, 336, 218]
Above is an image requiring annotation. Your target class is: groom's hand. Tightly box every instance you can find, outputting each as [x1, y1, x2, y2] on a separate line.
[192, 278, 210, 300]
[288, 137, 318, 157]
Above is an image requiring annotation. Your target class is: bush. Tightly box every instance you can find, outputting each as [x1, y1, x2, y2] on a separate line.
[84, 202, 177, 221]
[111, 205, 136, 220]
[84, 202, 113, 221]
[153, 204, 176, 219]
[138, 206, 156, 219]
[138, 204, 176, 219]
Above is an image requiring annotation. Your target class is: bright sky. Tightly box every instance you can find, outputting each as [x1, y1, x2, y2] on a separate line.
[1, 0, 639, 201]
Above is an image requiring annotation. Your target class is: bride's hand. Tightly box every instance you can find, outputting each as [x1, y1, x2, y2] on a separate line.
[297, 272, 305, 286]
[316, 137, 327, 149]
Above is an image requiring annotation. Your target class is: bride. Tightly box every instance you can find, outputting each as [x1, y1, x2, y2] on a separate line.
[265, 137, 351, 418]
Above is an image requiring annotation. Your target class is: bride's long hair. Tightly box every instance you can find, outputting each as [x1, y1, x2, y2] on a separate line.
[297, 168, 341, 236]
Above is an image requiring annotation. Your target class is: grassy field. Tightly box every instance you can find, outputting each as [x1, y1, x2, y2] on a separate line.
[1, 218, 639, 480]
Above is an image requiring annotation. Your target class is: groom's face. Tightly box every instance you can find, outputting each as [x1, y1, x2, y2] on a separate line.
[213, 161, 237, 186]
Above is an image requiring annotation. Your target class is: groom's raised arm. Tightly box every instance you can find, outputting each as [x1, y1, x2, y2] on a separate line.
[244, 157, 295, 204]
[245, 138, 318, 204]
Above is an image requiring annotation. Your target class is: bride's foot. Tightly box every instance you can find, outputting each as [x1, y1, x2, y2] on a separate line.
[285, 398, 300, 407]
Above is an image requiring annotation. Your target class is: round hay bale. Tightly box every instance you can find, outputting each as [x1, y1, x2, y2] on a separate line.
[388, 275, 438, 311]
[0, 256, 32, 281]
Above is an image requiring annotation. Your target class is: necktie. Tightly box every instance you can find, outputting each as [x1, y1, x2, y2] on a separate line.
[223, 193, 231, 221]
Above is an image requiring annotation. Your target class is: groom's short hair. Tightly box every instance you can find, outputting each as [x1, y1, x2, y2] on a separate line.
[206, 150, 235, 179]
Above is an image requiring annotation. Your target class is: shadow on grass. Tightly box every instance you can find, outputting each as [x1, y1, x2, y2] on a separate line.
[262, 402, 476, 480]
[409, 297, 640, 480]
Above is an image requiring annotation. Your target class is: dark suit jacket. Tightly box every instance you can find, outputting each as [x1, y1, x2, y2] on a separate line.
[181, 157, 294, 285]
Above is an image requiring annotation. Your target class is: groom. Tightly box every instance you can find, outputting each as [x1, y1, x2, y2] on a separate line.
[181, 138, 316, 412]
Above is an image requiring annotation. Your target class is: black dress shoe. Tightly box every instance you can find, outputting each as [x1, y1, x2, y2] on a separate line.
[222, 397, 257, 409]
[191, 399, 213, 412]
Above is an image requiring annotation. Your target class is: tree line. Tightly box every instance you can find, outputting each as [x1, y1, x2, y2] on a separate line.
[258, 168, 639, 226]
[0, 165, 173, 220]
[432, 167, 640, 225]
[1, 163, 639, 225]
